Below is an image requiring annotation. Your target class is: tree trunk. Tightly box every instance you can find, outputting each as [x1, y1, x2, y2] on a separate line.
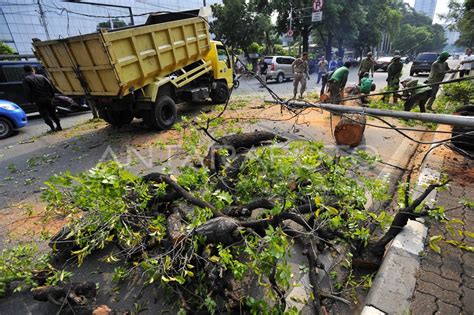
[195, 217, 241, 245]
[204, 131, 286, 173]
[33, 281, 97, 311]
[334, 114, 367, 147]
[325, 33, 333, 61]
[302, 25, 310, 53]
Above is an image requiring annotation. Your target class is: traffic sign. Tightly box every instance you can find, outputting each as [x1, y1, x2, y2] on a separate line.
[287, 30, 294, 37]
[312, 11, 323, 22]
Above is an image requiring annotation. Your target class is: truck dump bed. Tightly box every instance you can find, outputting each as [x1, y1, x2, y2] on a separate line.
[33, 15, 211, 97]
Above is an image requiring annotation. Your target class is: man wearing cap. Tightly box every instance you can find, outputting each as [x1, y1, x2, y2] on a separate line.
[383, 55, 403, 104]
[400, 78, 432, 113]
[358, 52, 375, 83]
[292, 52, 310, 99]
[425, 51, 452, 110]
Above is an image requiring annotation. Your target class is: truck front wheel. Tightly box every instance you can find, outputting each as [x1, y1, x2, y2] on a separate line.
[211, 81, 230, 104]
[100, 109, 134, 127]
[146, 96, 177, 130]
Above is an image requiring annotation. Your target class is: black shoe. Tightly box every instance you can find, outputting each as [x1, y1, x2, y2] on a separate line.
[55, 126, 63, 131]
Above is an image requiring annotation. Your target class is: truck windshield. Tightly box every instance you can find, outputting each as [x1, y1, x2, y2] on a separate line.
[217, 45, 231, 68]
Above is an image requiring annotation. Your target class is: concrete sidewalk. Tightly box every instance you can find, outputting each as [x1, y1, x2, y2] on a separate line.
[410, 146, 474, 314]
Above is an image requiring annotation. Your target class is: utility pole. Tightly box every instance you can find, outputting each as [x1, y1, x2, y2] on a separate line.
[203, 0, 207, 6]
[288, 4, 293, 54]
[37, 0, 50, 40]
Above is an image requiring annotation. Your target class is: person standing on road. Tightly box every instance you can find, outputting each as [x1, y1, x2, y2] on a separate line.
[22, 65, 62, 132]
[328, 61, 350, 104]
[460, 48, 473, 78]
[358, 52, 375, 83]
[329, 58, 337, 71]
[258, 58, 268, 88]
[425, 51, 452, 111]
[317, 56, 328, 84]
[292, 52, 310, 99]
[383, 55, 403, 104]
[400, 78, 432, 113]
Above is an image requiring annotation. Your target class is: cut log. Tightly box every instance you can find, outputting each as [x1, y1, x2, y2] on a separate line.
[204, 131, 287, 173]
[334, 114, 366, 147]
[33, 282, 97, 307]
[194, 217, 241, 244]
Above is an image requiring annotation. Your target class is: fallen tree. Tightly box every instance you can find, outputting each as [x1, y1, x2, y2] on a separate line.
[30, 131, 448, 313]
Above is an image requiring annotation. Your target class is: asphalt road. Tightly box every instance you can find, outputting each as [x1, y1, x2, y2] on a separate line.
[233, 63, 415, 98]
[1, 111, 92, 147]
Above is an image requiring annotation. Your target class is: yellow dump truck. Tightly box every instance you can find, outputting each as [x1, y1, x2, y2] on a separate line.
[32, 11, 233, 129]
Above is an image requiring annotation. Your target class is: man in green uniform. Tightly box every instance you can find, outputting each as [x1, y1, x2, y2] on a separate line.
[425, 51, 451, 110]
[400, 78, 432, 113]
[358, 72, 375, 104]
[358, 52, 375, 82]
[292, 52, 310, 99]
[328, 61, 350, 104]
[383, 55, 403, 104]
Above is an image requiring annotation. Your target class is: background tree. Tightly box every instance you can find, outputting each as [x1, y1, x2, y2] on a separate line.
[352, 0, 402, 58]
[271, 0, 315, 55]
[211, 0, 267, 57]
[444, 0, 474, 47]
[391, 4, 447, 54]
[0, 42, 15, 55]
[96, 18, 127, 30]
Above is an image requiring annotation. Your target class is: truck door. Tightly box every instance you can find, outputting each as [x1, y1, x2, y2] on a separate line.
[215, 44, 233, 88]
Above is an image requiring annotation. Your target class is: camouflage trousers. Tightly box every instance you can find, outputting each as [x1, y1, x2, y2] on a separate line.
[293, 73, 306, 97]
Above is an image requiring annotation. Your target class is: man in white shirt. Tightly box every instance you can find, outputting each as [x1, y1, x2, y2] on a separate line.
[460, 48, 473, 78]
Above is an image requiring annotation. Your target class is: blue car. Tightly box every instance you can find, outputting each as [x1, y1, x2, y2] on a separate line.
[0, 100, 28, 139]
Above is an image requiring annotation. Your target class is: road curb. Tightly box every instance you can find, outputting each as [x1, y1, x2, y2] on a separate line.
[362, 143, 441, 314]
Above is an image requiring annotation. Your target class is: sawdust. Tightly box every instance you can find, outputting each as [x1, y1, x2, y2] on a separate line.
[0, 196, 66, 250]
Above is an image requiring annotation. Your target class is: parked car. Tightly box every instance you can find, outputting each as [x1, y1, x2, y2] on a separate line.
[374, 56, 393, 71]
[263, 56, 296, 83]
[400, 56, 410, 64]
[410, 52, 438, 76]
[0, 99, 28, 139]
[0, 60, 89, 114]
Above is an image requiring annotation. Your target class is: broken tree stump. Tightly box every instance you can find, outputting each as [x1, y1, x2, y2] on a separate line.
[334, 114, 366, 147]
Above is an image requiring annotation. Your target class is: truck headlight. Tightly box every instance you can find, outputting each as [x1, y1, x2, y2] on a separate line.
[0, 104, 17, 111]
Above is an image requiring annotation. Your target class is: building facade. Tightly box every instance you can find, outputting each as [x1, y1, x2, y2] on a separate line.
[414, 0, 438, 20]
[0, 0, 221, 54]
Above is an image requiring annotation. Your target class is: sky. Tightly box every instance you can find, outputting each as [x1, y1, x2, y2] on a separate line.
[404, 0, 449, 23]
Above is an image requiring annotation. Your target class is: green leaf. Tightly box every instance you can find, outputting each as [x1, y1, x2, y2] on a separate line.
[429, 235, 443, 254]
[465, 231, 474, 239]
